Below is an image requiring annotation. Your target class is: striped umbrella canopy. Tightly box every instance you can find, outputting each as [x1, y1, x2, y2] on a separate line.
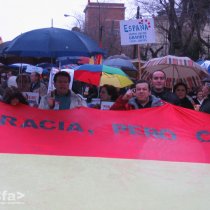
[74, 64, 133, 88]
[141, 55, 208, 89]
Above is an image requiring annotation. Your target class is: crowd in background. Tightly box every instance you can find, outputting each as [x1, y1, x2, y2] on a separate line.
[0, 68, 210, 114]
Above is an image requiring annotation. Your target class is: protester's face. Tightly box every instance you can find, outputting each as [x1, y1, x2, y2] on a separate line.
[175, 85, 187, 99]
[135, 82, 151, 103]
[16, 76, 31, 91]
[100, 87, 111, 101]
[1, 77, 5, 83]
[30, 73, 39, 83]
[54, 76, 70, 95]
[202, 83, 210, 97]
[197, 91, 203, 100]
[7, 71, 12, 79]
[42, 74, 49, 80]
[1, 74, 6, 83]
[151, 71, 166, 91]
[10, 98, 20, 106]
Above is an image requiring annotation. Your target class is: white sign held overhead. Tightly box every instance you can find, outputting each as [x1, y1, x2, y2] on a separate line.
[26, 65, 43, 74]
[120, 18, 156, 45]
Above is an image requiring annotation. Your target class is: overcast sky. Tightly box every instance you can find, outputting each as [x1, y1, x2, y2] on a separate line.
[1, 0, 136, 42]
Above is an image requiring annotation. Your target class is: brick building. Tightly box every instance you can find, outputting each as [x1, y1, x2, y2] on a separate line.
[84, 1, 125, 57]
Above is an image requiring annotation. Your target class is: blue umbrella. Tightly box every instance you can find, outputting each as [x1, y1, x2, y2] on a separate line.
[0, 41, 11, 55]
[201, 60, 210, 74]
[5, 27, 105, 58]
[0, 41, 52, 65]
[56, 56, 91, 66]
[196, 59, 210, 74]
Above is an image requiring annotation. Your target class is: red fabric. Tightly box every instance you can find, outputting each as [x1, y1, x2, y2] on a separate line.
[74, 70, 101, 86]
[95, 54, 103, 64]
[110, 96, 134, 110]
[0, 102, 210, 163]
[78, 57, 90, 64]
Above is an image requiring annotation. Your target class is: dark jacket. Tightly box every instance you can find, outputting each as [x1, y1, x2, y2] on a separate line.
[110, 95, 164, 110]
[193, 98, 203, 105]
[199, 94, 210, 114]
[151, 88, 180, 105]
[179, 97, 194, 110]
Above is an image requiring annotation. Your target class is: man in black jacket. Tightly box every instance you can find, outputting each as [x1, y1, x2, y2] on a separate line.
[150, 70, 180, 105]
[200, 78, 210, 114]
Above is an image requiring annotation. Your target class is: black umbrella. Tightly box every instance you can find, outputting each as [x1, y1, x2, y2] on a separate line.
[103, 57, 137, 71]
[103, 54, 138, 80]
[5, 27, 105, 58]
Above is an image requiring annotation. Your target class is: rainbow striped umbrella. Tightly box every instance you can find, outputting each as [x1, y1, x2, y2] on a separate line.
[141, 55, 208, 89]
[74, 64, 133, 88]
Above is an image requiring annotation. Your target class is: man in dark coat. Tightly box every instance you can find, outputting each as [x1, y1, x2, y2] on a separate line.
[199, 78, 210, 114]
[150, 70, 180, 105]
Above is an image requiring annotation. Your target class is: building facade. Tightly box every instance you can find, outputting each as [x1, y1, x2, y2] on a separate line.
[84, 1, 126, 57]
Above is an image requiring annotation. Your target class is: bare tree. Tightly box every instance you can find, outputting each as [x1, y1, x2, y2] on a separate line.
[136, 0, 210, 59]
[149, 45, 164, 58]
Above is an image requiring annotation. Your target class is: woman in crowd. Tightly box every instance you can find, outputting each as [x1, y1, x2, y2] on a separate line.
[100, 84, 119, 102]
[16, 73, 31, 92]
[2, 86, 28, 106]
[90, 84, 119, 109]
[173, 82, 194, 110]
[99, 84, 120, 110]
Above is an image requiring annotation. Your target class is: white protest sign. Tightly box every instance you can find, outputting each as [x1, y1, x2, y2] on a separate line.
[120, 18, 156, 45]
[25, 65, 43, 74]
[22, 92, 39, 107]
[87, 98, 101, 108]
[100, 101, 114, 110]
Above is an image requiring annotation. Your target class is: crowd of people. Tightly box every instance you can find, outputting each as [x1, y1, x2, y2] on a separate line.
[0, 68, 210, 114]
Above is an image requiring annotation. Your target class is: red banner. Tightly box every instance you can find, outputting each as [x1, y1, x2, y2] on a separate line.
[0, 102, 210, 163]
